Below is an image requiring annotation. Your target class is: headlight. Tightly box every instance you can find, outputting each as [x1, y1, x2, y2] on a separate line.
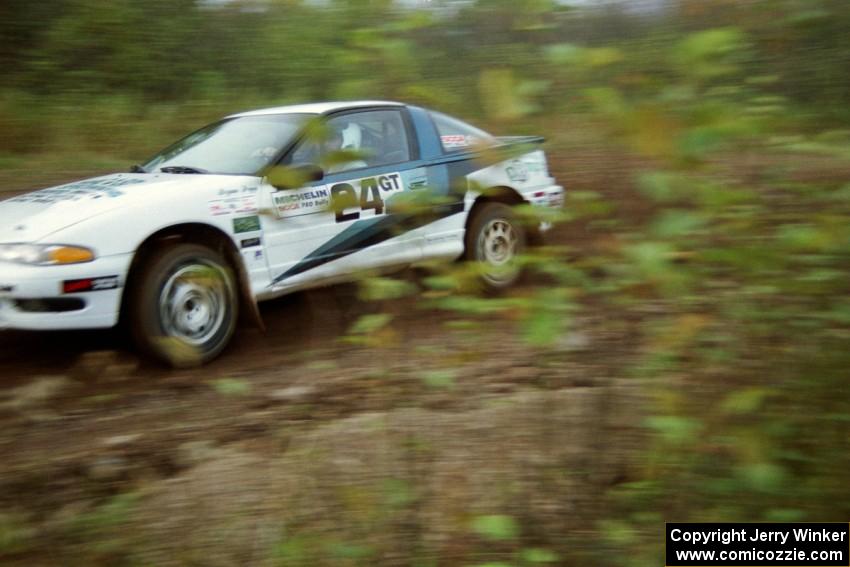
[0, 244, 95, 266]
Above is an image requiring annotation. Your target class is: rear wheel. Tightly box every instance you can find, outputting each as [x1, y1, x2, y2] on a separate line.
[128, 244, 238, 367]
[464, 202, 526, 292]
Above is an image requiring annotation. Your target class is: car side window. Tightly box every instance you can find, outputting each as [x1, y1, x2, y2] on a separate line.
[286, 110, 411, 174]
[430, 111, 494, 153]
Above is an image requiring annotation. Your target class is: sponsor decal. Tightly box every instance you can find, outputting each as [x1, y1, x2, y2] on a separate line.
[441, 134, 476, 149]
[270, 169, 460, 285]
[208, 195, 257, 216]
[254, 250, 263, 260]
[232, 215, 261, 234]
[273, 187, 331, 218]
[10, 175, 146, 204]
[240, 237, 261, 249]
[506, 160, 529, 183]
[525, 161, 547, 175]
[217, 185, 258, 197]
[63, 276, 120, 294]
[329, 173, 404, 223]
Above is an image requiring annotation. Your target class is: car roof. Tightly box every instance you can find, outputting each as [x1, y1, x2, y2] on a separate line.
[227, 100, 405, 118]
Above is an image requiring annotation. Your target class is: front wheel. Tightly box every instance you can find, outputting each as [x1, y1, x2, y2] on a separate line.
[128, 243, 238, 367]
[464, 202, 526, 292]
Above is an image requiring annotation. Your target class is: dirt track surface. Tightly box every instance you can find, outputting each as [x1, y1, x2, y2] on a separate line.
[0, 158, 648, 564]
[2, 144, 848, 563]
[0, 281, 643, 565]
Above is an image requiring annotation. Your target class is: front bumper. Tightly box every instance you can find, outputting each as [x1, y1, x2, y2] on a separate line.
[0, 252, 133, 331]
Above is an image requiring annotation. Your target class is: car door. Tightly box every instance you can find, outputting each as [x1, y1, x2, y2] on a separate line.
[261, 108, 426, 292]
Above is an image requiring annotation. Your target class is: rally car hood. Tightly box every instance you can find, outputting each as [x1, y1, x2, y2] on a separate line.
[0, 173, 248, 243]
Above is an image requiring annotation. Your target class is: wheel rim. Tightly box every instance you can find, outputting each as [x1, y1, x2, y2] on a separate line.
[477, 217, 520, 285]
[159, 261, 230, 346]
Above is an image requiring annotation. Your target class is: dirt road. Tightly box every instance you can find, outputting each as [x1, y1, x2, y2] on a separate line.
[0, 279, 641, 565]
[0, 159, 646, 565]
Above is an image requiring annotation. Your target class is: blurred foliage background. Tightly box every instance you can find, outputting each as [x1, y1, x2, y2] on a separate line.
[3, 0, 850, 170]
[2, 0, 850, 565]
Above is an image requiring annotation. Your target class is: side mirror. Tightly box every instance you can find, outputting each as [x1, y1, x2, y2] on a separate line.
[267, 164, 324, 190]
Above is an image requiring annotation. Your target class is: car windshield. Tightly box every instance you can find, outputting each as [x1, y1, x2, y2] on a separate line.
[142, 113, 312, 175]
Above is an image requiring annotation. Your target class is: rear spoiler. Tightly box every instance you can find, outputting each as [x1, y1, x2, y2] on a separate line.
[446, 135, 546, 166]
[473, 135, 545, 163]
[495, 135, 545, 146]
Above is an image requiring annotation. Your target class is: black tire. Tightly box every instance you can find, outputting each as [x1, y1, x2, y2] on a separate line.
[464, 202, 526, 292]
[128, 243, 238, 367]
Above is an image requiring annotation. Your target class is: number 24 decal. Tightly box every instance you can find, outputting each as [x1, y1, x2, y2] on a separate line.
[330, 173, 402, 223]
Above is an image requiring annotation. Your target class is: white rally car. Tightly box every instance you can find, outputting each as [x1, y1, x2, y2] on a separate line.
[0, 101, 563, 365]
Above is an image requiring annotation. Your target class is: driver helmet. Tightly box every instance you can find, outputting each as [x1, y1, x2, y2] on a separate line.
[331, 121, 362, 150]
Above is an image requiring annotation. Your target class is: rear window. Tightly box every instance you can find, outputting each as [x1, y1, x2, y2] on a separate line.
[430, 111, 494, 152]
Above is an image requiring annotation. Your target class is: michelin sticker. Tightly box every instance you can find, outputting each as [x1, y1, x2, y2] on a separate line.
[274, 187, 331, 218]
[9, 175, 146, 204]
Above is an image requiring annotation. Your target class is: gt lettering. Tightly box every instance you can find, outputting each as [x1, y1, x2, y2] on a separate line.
[379, 173, 401, 192]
